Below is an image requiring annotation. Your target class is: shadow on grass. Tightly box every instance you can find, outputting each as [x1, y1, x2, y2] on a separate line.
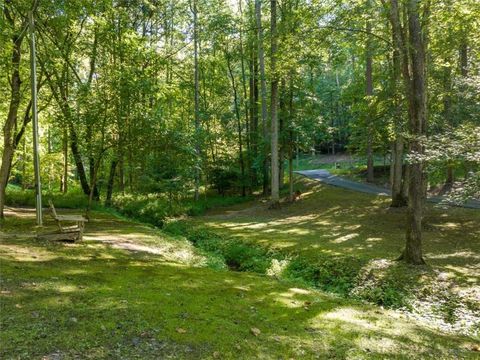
[1, 233, 478, 359]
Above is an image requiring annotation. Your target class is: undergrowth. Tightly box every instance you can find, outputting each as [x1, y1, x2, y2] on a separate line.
[5, 185, 251, 225]
[163, 220, 415, 310]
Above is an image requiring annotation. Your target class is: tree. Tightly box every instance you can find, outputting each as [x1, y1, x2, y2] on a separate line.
[385, 0, 428, 265]
[270, 0, 279, 207]
[255, 0, 269, 196]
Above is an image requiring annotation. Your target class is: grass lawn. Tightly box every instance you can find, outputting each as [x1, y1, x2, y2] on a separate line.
[196, 178, 479, 280]
[185, 178, 480, 335]
[1, 207, 479, 359]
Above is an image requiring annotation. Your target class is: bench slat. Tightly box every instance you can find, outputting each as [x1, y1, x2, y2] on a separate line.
[53, 215, 87, 221]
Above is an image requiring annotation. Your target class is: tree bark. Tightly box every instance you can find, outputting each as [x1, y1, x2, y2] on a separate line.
[396, 0, 427, 264]
[249, 44, 259, 189]
[255, 0, 269, 196]
[390, 136, 408, 207]
[270, 0, 279, 206]
[61, 127, 68, 193]
[193, 0, 201, 201]
[0, 13, 25, 218]
[105, 159, 118, 206]
[279, 80, 286, 189]
[365, 0, 375, 183]
[386, 0, 427, 264]
[226, 52, 246, 197]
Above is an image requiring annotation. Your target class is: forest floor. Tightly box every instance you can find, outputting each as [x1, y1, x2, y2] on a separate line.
[1, 205, 479, 359]
[189, 178, 480, 337]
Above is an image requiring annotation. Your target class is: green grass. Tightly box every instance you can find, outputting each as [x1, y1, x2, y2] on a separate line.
[179, 177, 480, 332]
[1, 208, 479, 359]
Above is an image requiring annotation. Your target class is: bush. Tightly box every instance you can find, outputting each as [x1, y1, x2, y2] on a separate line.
[210, 166, 239, 195]
[5, 185, 93, 209]
[284, 256, 365, 296]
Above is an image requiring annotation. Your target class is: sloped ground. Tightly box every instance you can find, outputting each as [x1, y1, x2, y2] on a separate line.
[192, 178, 480, 336]
[1, 207, 479, 359]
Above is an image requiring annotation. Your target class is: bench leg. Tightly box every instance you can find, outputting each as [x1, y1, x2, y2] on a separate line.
[56, 220, 64, 233]
[78, 221, 84, 241]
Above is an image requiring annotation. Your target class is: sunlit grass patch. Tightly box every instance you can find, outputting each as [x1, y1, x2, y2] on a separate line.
[1, 208, 479, 358]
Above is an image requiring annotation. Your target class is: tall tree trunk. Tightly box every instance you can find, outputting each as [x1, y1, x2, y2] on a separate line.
[249, 45, 259, 189]
[68, 123, 91, 196]
[61, 127, 68, 193]
[441, 64, 454, 194]
[255, 0, 269, 196]
[0, 19, 24, 219]
[270, 0, 279, 206]
[226, 52, 246, 197]
[238, 0, 251, 194]
[89, 156, 100, 200]
[279, 80, 286, 189]
[388, 0, 427, 265]
[193, 0, 201, 201]
[105, 159, 118, 206]
[365, 0, 375, 183]
[391, 136, 408, 207]
[390, 27, 408, 207]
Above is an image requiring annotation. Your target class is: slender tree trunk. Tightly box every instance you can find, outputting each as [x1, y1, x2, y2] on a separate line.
[249, 45, 259, 189]
[69, 123, 91, 196]
[390, 26, 408, 207]
[365, 0, 375, 183]
[255, 0, 269, 196]
[193, 0, 201, 201]
[288, 129, 294, 202]
[226, 52, 246, 197]
[270, 0, 279, 206]
[89, 155, 100, 200]
[61, 127, 68, 193]
[238, 0, 251, 194]
[279, 80, 286, 189]
[105, 159, 118, 206]
[441, 65, 454, 194]
[22, 136, 27, 190]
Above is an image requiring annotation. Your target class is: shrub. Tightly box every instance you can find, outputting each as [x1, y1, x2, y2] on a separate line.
[5, 185, 92, 209]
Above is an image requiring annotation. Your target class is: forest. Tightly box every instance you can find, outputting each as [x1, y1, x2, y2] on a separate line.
[1, 0, 479, 358]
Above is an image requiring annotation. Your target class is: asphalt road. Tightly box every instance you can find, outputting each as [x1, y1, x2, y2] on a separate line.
[295, 169, 480, 210]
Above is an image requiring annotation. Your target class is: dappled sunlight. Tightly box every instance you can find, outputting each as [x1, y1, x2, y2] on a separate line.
[428, 251, 480, 261]
[0, 243, 58, 262]
[2, 197, 479, 358]
[288, 287, 311, 295]
[355, 336, 400, 355]
[331, 233, 359, 243]
[317, 307, 381, 331]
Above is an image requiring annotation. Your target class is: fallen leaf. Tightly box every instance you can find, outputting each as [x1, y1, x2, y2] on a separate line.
[15, 304, 22, 308]
[213, 351, 220, 358]
[176, 327, 187, 334]
[250, 327, 261, 336]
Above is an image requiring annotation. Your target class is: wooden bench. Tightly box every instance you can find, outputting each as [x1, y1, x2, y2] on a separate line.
[41, 200, 88, 242]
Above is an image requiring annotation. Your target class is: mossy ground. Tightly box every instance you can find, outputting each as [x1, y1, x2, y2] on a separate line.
[1, 207, 479, 359]
[196, 178, 479, 285]
[185, 177, 480, 334]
